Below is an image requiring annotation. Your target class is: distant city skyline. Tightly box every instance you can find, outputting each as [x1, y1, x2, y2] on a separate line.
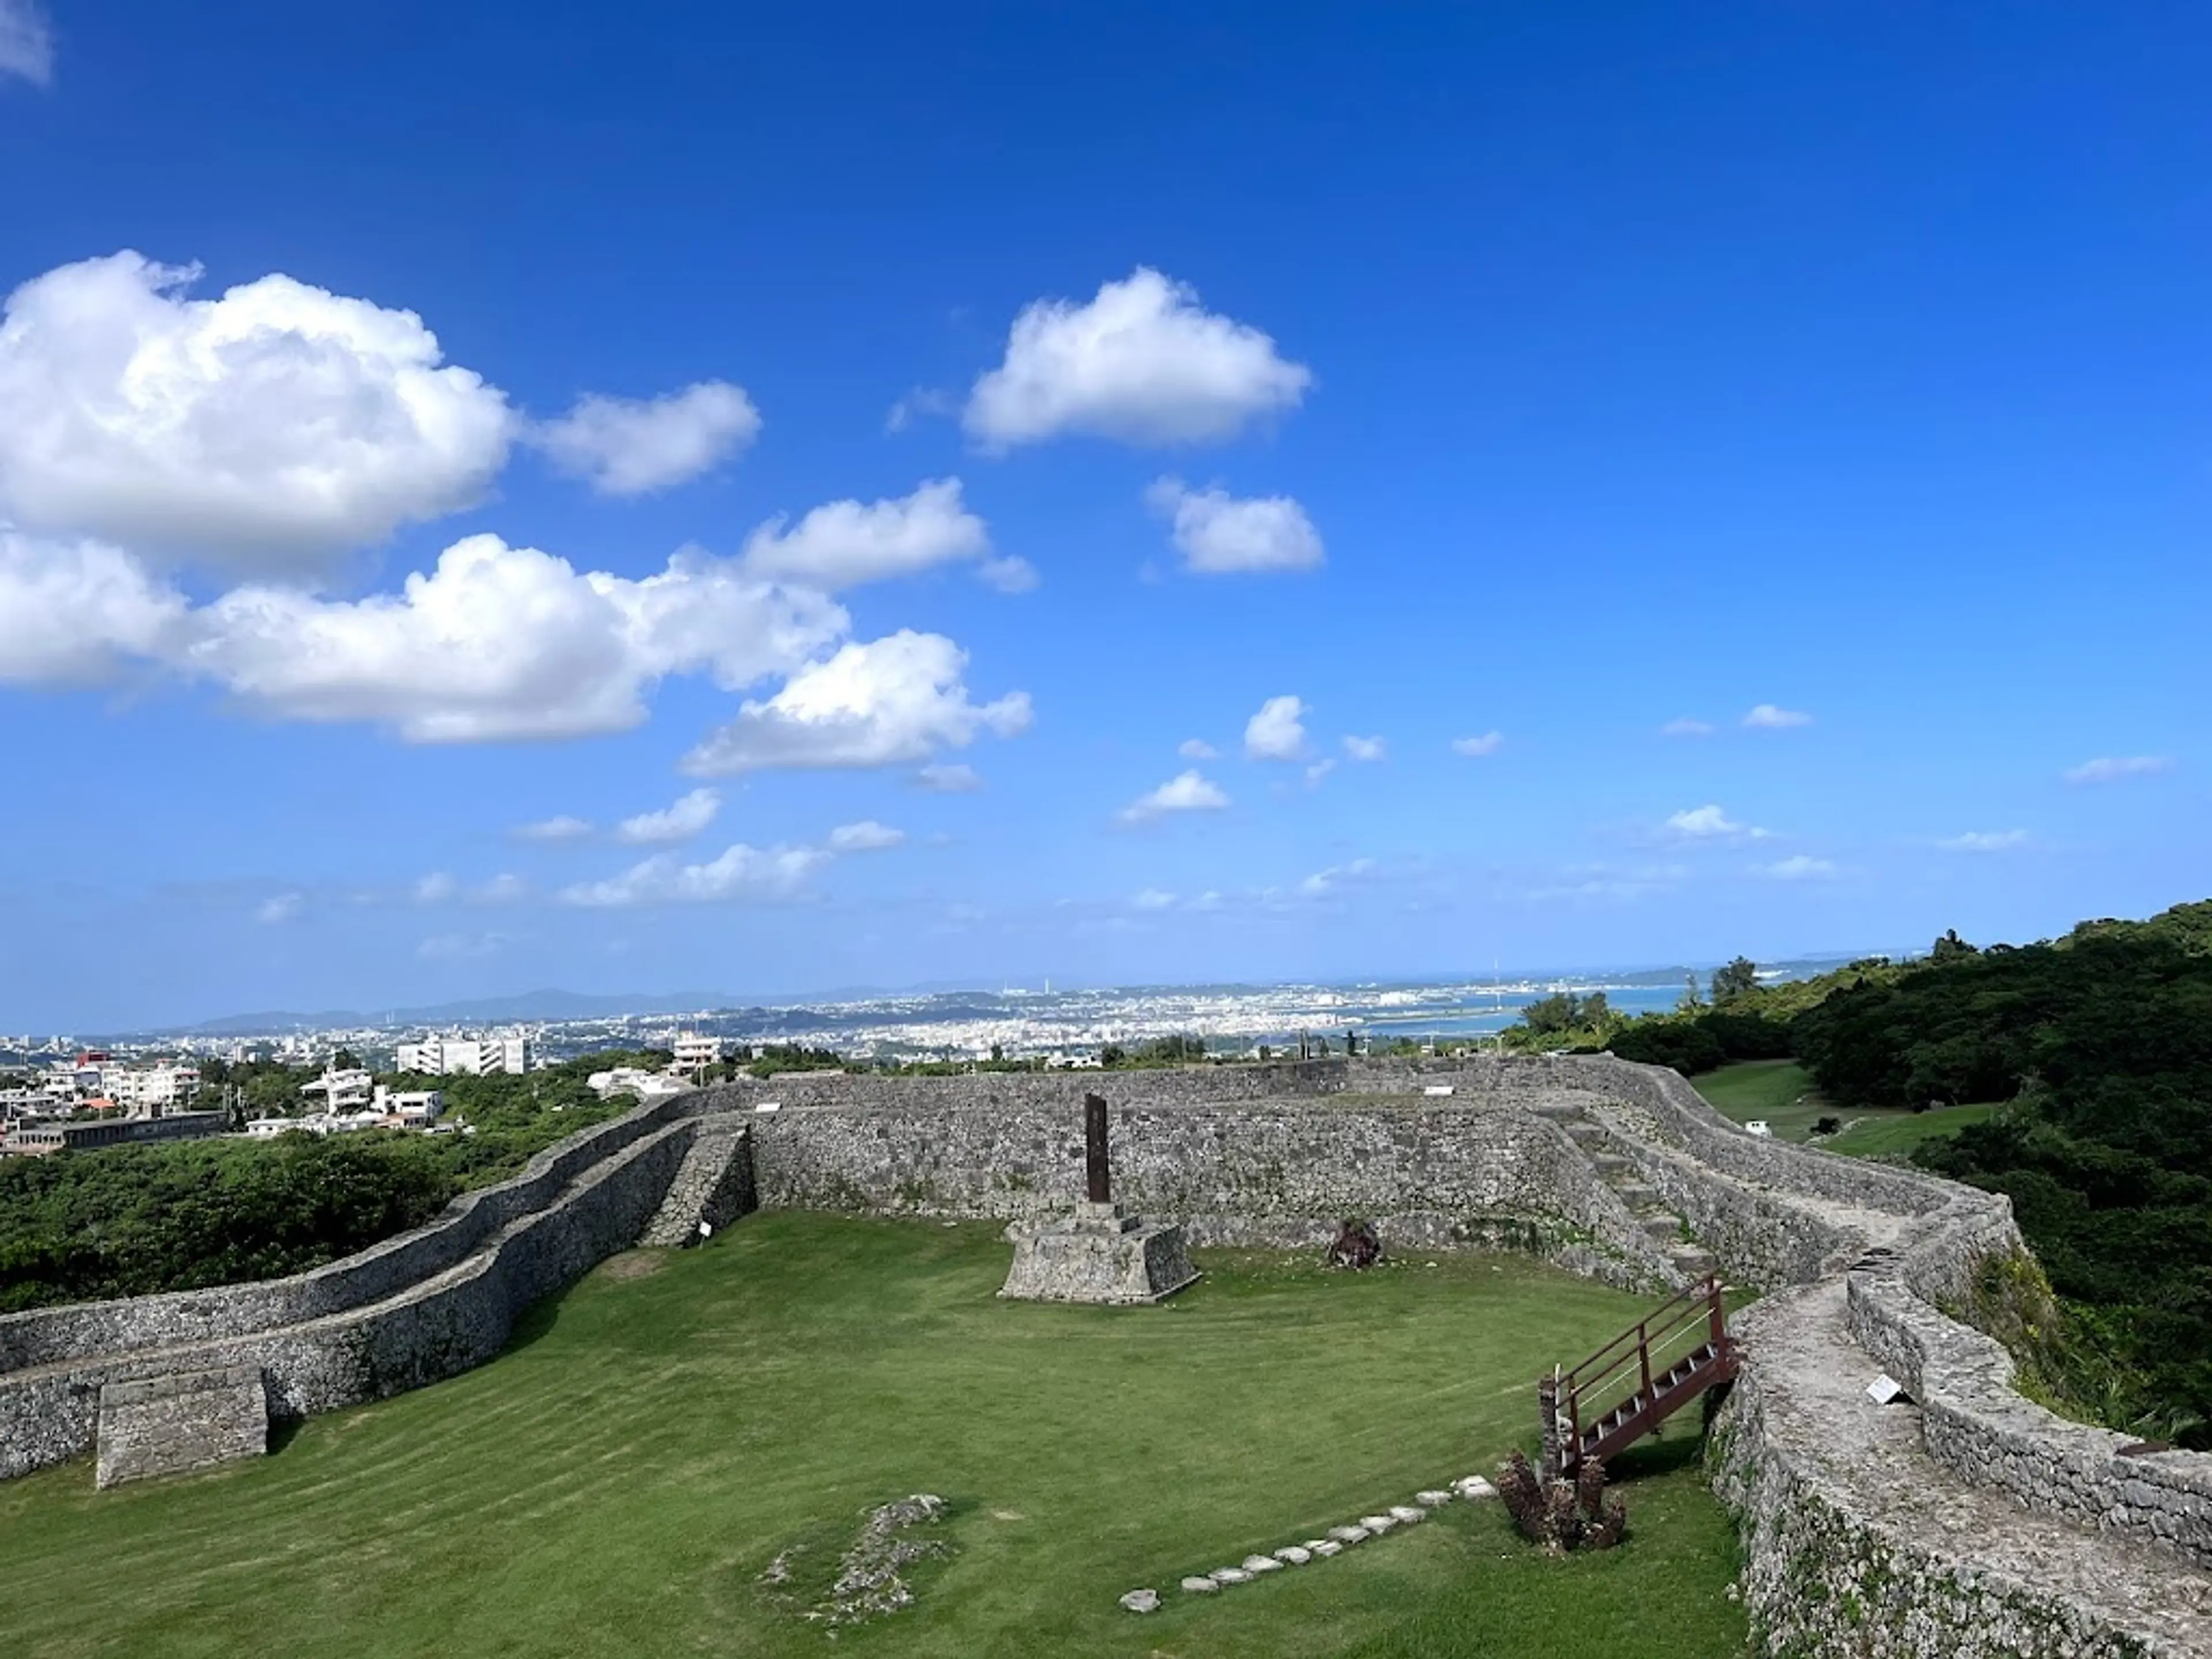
[2, 5, 2205, 1031]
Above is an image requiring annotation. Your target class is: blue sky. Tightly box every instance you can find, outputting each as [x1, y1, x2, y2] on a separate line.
[0, 2, 2205, 1030]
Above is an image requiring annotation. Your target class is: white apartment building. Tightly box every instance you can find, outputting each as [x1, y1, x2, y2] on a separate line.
[672, 1033, 725, 1071]
[395, 1035, 533, 1076]
[103, 1064, 201, 1113]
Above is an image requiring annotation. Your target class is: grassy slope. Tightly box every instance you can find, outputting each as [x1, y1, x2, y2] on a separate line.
[0, 1215, 1745, 1659]
[1693, 1059, 1993, 1155]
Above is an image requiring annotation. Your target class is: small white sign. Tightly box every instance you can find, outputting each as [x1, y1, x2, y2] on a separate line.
[1422, 1084, 1455, 1097]
[753, 1101, 781, 1113]
[698, 1220, 713, 1238]
[1745, 1120, 1772, 1138]
[1866, 1373, 1907, 1406]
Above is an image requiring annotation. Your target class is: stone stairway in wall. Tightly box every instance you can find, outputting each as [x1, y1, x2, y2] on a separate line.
[639, 1126, 752, 1249]
[1527, 1099, 1717, 1286]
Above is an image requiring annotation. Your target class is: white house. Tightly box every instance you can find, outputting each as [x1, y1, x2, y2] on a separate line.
[103, 1064, 200, 1113]
[301, 1068, 374, 1111]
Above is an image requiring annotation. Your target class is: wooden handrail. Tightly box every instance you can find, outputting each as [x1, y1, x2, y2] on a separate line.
[1554, 1275, 1734, 1472]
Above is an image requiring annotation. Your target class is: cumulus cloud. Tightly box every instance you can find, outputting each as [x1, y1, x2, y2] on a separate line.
[915, 762, 984, 793]
[1118, 769, 1230, 824]
[1343, 734, 1387, 762]
[1298, 858, 1376, 897]
[884, 387, 955, 433]
[414, 872, 458, 904]
[615, 787, 721, 845]
[2063, 755, 2173, 785]
[740, 478, 1031, 592]
[1244, 695, 1308, 761]
[560, 843, 829, 907]
[175, 534, 846, 741]
[1178, 737, 1219, 760]
[1744, 704, 1812, 729]
[1660, 717, 1714, 738]
[1939, 830, 2029, 853]
[1145, 477, 1323, 574]
[827, 820, 906, 852]
[0, 0, 54, 84]
[513, 814, 593, 842]
[255, 892, 302, 925]
[681, 630, 1031, 777]
[532, 380, 759, 496]
[1304, 758, 1337, 787]
[965, 267, 1312, 449]
[1665, 805, 1771, 841]
[1756, 855, 1838, 880]
[0, 253, 513, 577]
[415, 871, 526, 904]
[1451, 731, 1505, 757]
[1132, 888, 1177, 911]
[0, 531, 189, 684]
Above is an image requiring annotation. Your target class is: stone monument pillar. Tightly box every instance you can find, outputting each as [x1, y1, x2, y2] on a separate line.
[999, 1093, 1198, 1305]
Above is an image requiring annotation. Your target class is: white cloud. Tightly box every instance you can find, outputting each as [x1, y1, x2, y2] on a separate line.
[414, 872, 458, 904]
[738, 478, 1032, 592]
[560, 843, 829, 907]
[1660, 717, 1714, 738]
[0, 253, 513, 577]
[0, 530, 188, 684]
[177, 534, 846, 742]
[615, 787, 721, 846]
[1744, 704, 1812, 729]
[1118, 769, 1230, 824]
[513, 814, 593, 842]
[1938, 830, 2030, 853]
[1132, 888, 1177, 911]
[1756, 855, 1838, 881]
[1178, 737, 1219, 760]
[1145, 477, 1323, 574]
[1304, 758, 1338, 787]
[827, 820, 906, 852]
[965, 267, 1312, 449]
[885, 387, 955, 433]
[1343, 734, 1387, 762]
[2063, 755, 2174, 786]
[1244, 694, 1308, 762]
[915, 762, 984, 793]
[0, 0, 54, 84]
[532, 381, 759, 496]
[1665, 804, 1771, 841]
[1298, 858, 1376, 898]
[255, 892, 302, 925]
[1451, 731, 1505, 758]
[415, 871, 527, 904]
[681, 630, 1031, 776]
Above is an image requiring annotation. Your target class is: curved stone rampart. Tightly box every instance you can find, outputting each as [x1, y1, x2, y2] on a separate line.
[0, 1097, 729, 1480]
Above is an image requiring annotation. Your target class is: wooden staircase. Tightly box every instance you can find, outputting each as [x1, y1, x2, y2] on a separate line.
[1552, 1274, 1737, 1474]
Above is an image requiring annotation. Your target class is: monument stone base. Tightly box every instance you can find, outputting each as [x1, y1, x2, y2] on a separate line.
[1000, 1202, 1199, 1305]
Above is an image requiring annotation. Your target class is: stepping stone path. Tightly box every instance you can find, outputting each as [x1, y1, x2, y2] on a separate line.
[1139, 1475, 1504, 1607]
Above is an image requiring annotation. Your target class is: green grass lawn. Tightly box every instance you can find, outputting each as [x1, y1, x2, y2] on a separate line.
[0, 1215, 1747, 1659]
[1692, 1060, 1996, 1156]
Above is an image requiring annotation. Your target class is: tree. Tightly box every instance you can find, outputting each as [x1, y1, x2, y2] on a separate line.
[1677, 972, 1705, 1013]
[332, 1048, 361, 1072]
[1930, 929, 1979, 963]
[1711, 957, 1759, 1005]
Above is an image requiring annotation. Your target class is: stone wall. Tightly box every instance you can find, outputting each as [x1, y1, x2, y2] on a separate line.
[0, 1097, 717, 1482]
[94, 1365, 267, 1489]
[738, 1082, 1677, 1289]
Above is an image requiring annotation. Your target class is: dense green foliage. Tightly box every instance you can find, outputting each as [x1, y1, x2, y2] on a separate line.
[0, 1217, 1745, 1659]
[0, 1051, 639, 1312]
[0, 1133, 456, 1312]
[1791, 902, 2212, 1441]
